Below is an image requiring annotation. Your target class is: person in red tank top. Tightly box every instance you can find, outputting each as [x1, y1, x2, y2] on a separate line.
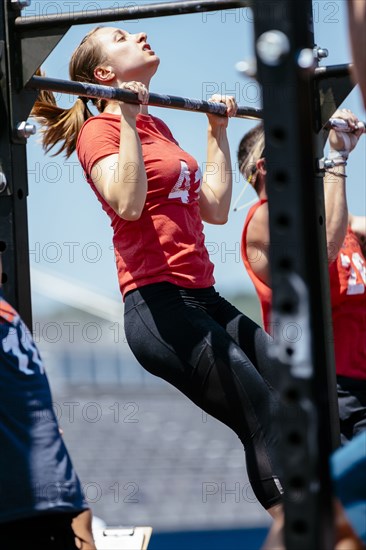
[32, 26, 286, 519]
[238, 110, 366, 444]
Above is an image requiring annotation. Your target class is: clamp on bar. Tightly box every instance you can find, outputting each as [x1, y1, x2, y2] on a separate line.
[326, 118, 366, 133]
[318, 157, 347, 171]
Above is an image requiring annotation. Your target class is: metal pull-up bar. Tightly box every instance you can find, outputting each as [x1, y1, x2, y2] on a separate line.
[28, 75, 262, 120]
[15, 0, 249, 30]
[29, 76, 365, 131]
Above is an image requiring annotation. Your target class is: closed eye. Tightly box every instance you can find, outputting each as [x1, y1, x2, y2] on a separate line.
[114, 30, 127, 42]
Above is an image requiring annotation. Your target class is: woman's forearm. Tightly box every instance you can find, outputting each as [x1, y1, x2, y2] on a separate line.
[200, 125, 232, 224]
[324, 167, 348, 262]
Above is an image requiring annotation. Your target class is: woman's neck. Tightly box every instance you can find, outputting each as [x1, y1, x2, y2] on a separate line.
[255, 175, 267, 200]
[104, 101, 149, 116]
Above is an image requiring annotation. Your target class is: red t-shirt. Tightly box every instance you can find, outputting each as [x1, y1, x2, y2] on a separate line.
[242, 202, 366, 380]
[329, 227, 366, 380]
[241, 199, 272, 332]
[76, 112, 215, 298]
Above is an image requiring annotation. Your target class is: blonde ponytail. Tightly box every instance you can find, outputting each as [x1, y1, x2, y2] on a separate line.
[32, 89, 94, 158]
[31, 27, 108, 159]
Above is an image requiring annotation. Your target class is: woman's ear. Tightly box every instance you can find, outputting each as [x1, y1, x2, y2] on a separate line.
[257, 157, 267, 176]
[94, 66, 115, 84]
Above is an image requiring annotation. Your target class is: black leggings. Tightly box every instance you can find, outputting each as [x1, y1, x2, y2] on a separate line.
[124, 282, 283, 510]
[0, 513, 78, 549]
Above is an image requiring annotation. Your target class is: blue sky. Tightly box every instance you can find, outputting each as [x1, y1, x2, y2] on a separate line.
[24, 0, 366, 312]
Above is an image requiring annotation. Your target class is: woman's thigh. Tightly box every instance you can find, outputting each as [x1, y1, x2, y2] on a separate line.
[124, 285, 278, 443]
[206, 294, 277, 389]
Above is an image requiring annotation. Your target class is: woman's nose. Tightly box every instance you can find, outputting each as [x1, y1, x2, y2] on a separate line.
[135, 32, 147, 42]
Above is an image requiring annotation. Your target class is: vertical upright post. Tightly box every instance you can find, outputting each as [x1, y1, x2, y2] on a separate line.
[252, 1, 339, 549]
[0, 0, 32, 328]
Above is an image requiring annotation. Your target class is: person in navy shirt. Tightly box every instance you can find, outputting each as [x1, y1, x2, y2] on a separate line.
[0, 259, 96, 549]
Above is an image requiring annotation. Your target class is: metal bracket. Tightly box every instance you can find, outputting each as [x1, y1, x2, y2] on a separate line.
[19, 29, 70, 88]
[316, 72, 355, 135]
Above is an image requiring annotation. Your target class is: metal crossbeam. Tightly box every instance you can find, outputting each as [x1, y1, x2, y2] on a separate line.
[15, 0, 249, 31]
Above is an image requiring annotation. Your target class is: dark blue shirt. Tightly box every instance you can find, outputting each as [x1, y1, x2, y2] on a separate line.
[0, 294, 87, 523]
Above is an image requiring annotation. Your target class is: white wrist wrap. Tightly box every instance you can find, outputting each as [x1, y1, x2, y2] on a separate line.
[329, 132, 351, 161]
[328, 149, 349, 164]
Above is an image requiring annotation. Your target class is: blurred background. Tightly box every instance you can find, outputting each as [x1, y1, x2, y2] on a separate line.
[22, 1, 365, 547]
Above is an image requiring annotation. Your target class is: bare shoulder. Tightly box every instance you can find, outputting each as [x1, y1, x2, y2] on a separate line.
[245, 202, 271, 286]
[246, 201, 270, 245]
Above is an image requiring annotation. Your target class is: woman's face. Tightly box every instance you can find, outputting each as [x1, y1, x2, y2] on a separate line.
[93, 27, 160, 85]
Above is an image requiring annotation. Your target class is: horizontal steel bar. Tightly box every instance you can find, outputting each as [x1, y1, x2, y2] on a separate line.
[15, 0, 249, 31]
[28, 75, 263, 120]
[325, 118, 366, 132]
[314, 63, 352, 80]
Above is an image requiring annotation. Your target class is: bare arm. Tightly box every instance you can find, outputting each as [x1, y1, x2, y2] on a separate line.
[323, 166, 348, 263]
[91, 82, 149, 221]
[72, 509, 97, 550]
[199, 95, 237, 225]
[246, 202, 271, 286]
[324, 109, 363, 262]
